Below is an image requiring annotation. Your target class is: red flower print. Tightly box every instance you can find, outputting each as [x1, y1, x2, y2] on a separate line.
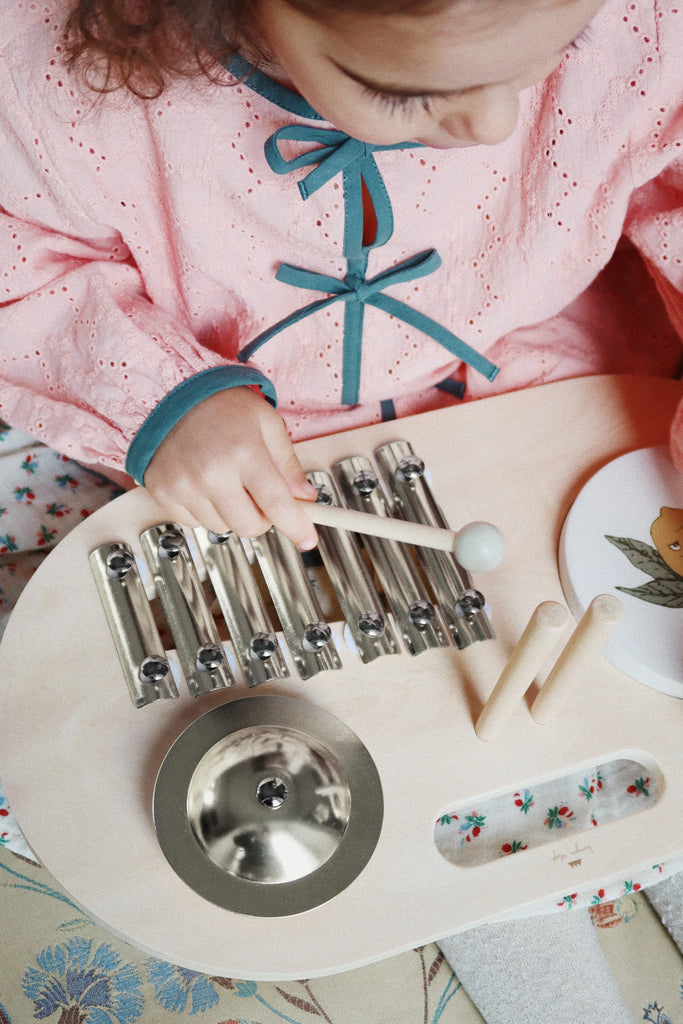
[627, 777, 650, 797]
[45, 502, 70, 518]
[544, 805, 574, 829]
[514, 789, 534, 813]
[501, 839, 527, 855]
[14, 486, 35, 504]
[37, 525, 57, 547]
[55, 474, 79, 489]
[459, 813, 486, 843]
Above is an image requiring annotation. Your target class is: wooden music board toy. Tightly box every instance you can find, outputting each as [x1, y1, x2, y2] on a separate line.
[0, 374, 681, 980]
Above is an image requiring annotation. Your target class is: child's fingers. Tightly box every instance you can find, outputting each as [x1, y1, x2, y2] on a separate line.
[236, 457, 318, 550]
[261, 410, 319, 500]
[174, 495, 232, 537]
[143, 387, 319, 546]
[149, 461, 272, 539]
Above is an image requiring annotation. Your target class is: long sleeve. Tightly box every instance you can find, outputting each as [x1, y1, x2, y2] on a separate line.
[1, 0, 681, 478]
[0, 14, 272, 477]
[622, 0, 683, 468]
[460, 0, 683, 466]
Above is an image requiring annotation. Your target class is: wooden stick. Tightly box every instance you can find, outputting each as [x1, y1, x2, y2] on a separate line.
[530, 594, 624, 725]
[299, 500, 505, 572]
[475, 601, 570, 741]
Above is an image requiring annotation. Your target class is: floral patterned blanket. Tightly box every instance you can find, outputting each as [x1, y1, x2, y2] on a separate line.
[0, 844, 682, 1024]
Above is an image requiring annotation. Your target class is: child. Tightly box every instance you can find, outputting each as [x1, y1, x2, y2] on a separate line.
[1, 0, 681, 551]
[0, 0, 681, 1019]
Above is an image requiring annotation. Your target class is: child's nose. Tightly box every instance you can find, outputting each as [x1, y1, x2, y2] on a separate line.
[440, 84, 520, 146]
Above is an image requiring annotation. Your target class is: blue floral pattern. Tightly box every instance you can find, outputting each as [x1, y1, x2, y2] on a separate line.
[145, 960, 227, 1014]
[22, 938, 143, 1023]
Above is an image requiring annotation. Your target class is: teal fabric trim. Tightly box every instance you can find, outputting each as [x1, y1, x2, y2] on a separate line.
[436, 378, 467, 400]
[264, 124, 420, 205]
[125, 366, 277, 484]
[237, 249, 499, 404]
[370, 292, 499, 383]
[226, 55, 323, 121]
[239, 249, 443, 360]
[356, 160, 394, 250]
[227, 54, 500, 406]
[342, 253, 369, 402]
[380, 399, 397, 421]
[340, 164, 394, 259]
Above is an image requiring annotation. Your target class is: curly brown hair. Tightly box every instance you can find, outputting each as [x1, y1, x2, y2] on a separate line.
[64, 0, 450, 98]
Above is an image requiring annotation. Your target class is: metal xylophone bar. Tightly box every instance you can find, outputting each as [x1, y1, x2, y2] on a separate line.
[90, 442, 496, 706]
[374, 441, 495, 649]
[194, 527, 290, 687]
[140, 524, 235, 697]
[89, 542, 179, 708]
[306, 470, 402, 663]
[250, 524, 342, 680]
[333, 453, 450, 655]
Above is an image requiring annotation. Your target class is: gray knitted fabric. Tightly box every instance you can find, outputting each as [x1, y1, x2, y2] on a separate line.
[645, 873, 683, 953]
[438, 908, 634, 1024]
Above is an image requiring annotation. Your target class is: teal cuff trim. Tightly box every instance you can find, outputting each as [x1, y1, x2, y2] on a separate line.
[125, 366, 277, 485]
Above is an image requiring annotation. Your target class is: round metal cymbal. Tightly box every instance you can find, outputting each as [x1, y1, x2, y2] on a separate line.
[153, 696, 384, 916]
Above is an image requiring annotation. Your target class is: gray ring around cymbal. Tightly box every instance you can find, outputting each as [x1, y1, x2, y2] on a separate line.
[153, 696, 384, 917]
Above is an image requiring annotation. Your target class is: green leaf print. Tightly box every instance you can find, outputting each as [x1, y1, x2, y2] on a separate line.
[605, 535, 679, 580]
[615, 579, 683, 608]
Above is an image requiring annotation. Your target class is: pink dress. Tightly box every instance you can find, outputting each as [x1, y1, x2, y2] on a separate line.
[0, 0, 681, 482]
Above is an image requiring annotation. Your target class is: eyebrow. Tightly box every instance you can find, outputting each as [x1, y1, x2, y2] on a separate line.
[330, 58, 463, 98]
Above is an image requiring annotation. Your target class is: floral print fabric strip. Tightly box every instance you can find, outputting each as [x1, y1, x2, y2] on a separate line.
[436, 759, 658, 866]
[434, 758, 679, 915]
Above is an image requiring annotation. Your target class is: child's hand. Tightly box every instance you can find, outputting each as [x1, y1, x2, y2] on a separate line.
[143, 387, 320, 550]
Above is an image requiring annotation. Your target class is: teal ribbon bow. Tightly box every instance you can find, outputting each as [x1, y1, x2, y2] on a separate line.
[239, 250, 499, 405]
[265, 125, 421, 201]
[224, 58, 500, 402]
[265, 125, 423, 256]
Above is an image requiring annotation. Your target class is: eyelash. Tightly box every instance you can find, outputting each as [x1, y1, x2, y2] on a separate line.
[363, 24, 594, 115]
[570, 25, 594, 49]
[362, 87, 433, 116]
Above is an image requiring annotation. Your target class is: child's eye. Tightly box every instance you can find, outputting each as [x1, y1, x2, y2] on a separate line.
[363, 87, 433, 116]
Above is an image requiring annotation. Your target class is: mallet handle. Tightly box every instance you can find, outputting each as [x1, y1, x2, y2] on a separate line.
[299, 499, 459, 553]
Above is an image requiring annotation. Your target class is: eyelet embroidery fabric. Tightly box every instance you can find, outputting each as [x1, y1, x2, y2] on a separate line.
[0, 0, 680, 473]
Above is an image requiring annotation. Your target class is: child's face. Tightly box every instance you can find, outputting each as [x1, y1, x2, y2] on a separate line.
[254, 0, 604, 147]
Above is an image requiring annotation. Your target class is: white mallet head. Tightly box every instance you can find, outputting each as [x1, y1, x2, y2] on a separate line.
[453, 521, 505, 573]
